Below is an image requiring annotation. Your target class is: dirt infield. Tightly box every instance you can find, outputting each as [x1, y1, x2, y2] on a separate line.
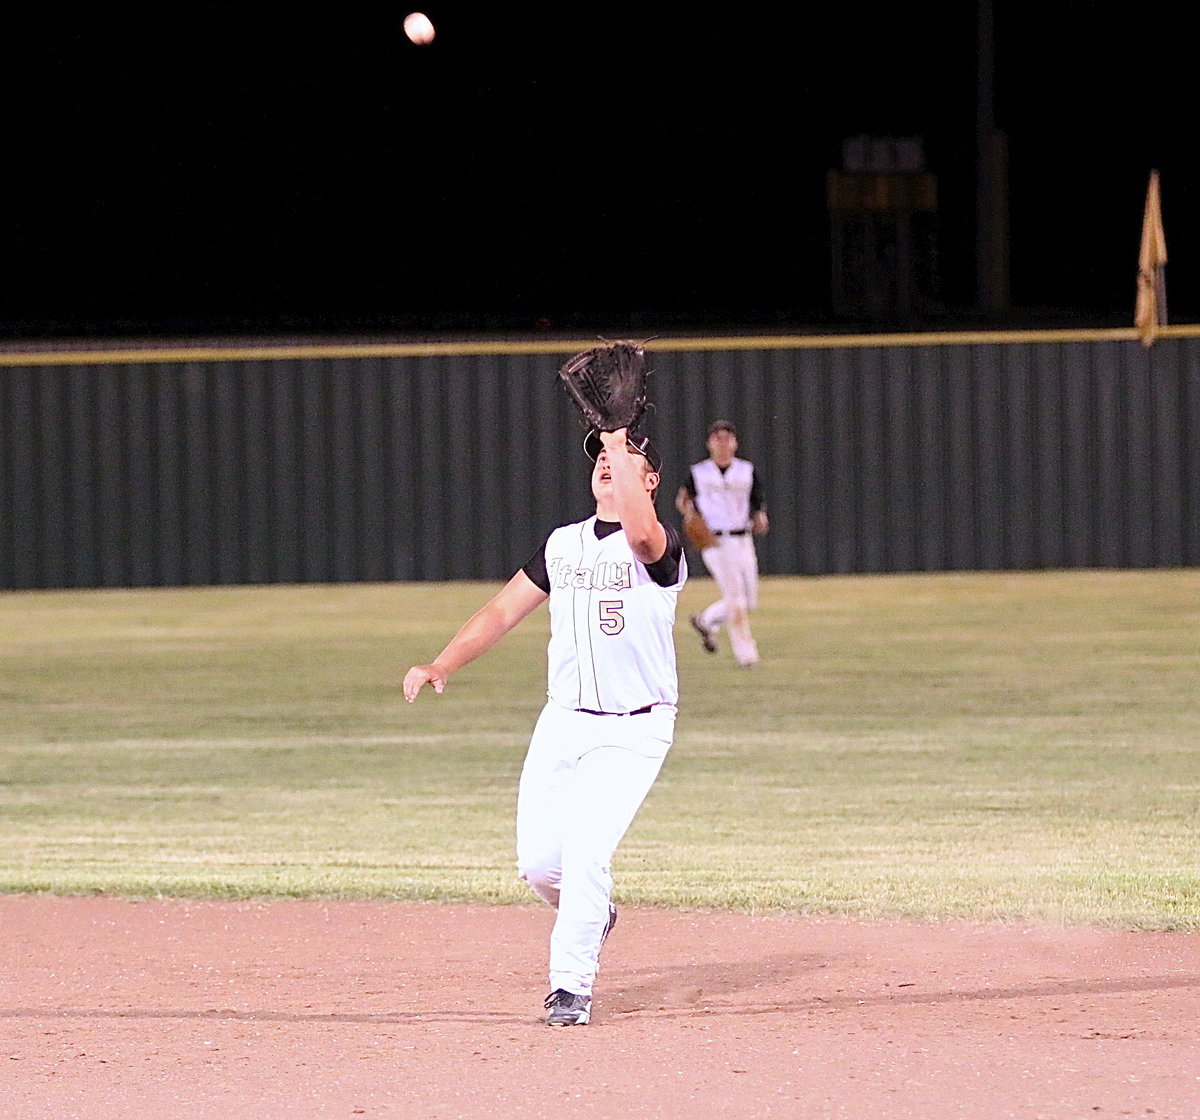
[2, 897, 1197, 1120]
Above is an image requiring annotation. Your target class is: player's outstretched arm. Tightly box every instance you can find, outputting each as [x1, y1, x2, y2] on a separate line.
[403, 571, 548, 703]
[600, 429, 667, 564]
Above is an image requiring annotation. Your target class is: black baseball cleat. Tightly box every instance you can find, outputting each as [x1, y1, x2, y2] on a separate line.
[544, 989, 592, 1026]
[601, 903, 617, 946]
[690, 614, 717, 653]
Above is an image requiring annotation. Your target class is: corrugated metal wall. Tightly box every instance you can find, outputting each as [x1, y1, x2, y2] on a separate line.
[1, 331, 1197, 590]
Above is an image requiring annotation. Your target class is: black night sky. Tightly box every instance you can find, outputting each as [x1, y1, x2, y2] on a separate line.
[1, 4, 1195, 341]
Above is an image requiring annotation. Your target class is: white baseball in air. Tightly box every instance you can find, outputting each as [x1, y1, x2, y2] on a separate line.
[404, 12, 436, 45]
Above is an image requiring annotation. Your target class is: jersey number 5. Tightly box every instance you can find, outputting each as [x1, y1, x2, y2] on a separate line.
[598, 600, 625, 635]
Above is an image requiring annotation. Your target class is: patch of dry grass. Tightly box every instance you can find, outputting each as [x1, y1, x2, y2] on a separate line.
[1, 571, 1197, 928]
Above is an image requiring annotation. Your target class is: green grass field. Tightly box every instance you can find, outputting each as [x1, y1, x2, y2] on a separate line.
[1, 570, 1197, 929]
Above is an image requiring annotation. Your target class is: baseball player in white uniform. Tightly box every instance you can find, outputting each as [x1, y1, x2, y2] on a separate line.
[404, 427, 686, 1026]
[675, 419, 768, 667]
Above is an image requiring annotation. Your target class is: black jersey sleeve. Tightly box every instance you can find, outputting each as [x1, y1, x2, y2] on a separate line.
[521, 533, 553, 594]
[525, 524, 681, 589]
[749, 467, 766, 514]
[645, 525, 684, 587]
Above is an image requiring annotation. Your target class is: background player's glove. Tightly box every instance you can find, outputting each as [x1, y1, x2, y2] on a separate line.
[558, 341, 649, 432]
[683, 509, 718, 551]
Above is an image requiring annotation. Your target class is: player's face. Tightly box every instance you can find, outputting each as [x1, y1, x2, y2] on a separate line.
[592, 447, 659, 501]
[707, 429, 738, 464]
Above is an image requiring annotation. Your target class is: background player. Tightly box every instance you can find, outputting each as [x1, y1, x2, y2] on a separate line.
[675, 419, 768, 667]
[403, 427, 686, 1026]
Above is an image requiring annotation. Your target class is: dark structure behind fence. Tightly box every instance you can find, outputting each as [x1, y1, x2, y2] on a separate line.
[2, 329, 1197, 590]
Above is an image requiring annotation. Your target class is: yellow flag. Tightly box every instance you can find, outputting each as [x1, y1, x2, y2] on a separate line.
[1135, 170, 1167, 347]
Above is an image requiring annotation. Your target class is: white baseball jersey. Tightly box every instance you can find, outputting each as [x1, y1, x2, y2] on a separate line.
[690, 457, 757, 532]
[541, 516, 686, 713]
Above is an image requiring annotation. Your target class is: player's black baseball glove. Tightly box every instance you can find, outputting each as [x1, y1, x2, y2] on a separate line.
[557, 341, 650, 433]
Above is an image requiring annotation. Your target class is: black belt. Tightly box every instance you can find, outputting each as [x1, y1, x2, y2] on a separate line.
[575, 704, 654, 717]
[715, 529, 749, 536]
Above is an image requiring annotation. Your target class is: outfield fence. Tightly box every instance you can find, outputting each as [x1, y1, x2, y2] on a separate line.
[1, 328, 1197, 589]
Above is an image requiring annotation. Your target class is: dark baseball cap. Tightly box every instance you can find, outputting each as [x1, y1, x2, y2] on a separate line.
[583, 430, 663, 474]
[708, 419, 737, 436]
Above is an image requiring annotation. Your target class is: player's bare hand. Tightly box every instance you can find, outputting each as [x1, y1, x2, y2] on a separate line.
[753, 510, 770, 536]
[403, 663, 448, 703]
[598, 428, 628, 449]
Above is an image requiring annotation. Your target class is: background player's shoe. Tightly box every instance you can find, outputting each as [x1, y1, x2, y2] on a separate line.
[544, 989, 592, 1026]
[690, 614, 717, 653]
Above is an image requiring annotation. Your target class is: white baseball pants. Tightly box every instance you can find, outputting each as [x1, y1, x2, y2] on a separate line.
[516, 701, 675, 996]
[698, 535, 760, 666]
